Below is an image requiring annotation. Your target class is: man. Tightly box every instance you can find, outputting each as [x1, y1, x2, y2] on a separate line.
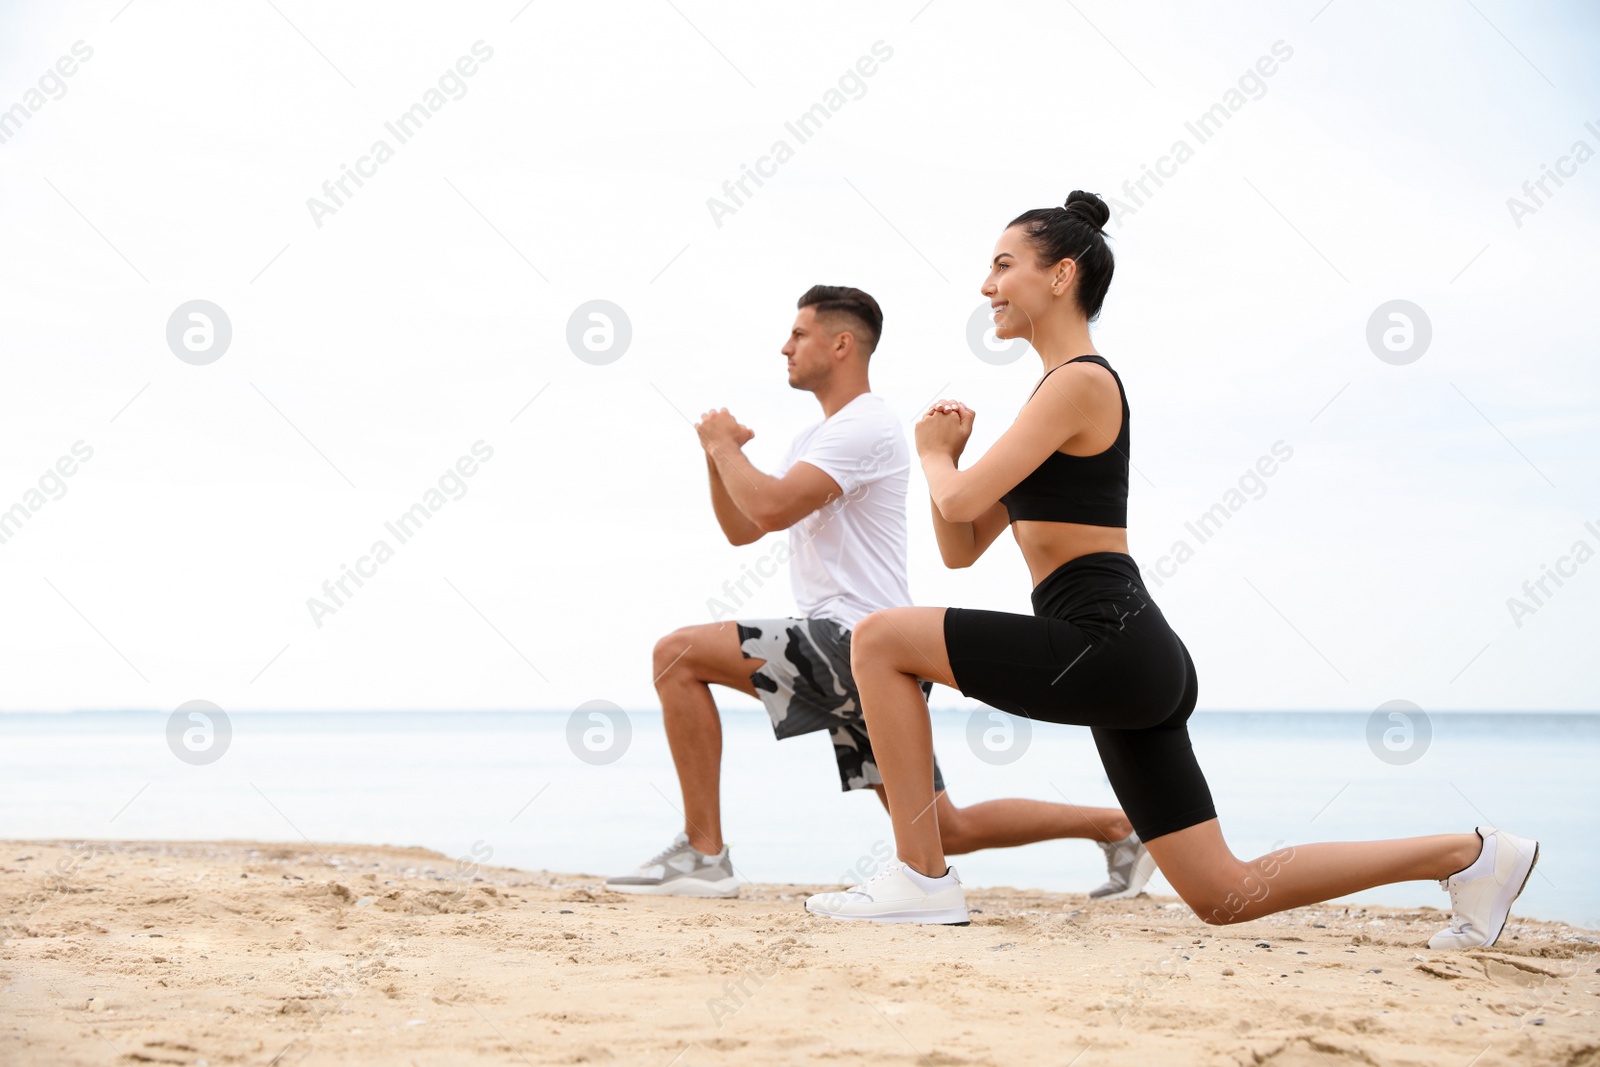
[606, 285, 1152, 899]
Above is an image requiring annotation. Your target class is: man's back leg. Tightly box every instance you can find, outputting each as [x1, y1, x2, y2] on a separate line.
[869, 786, 1154, 898]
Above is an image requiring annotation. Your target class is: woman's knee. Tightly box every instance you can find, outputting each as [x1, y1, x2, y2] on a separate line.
[849, 610, 899, 671]
[1169, 867, 1265, 926]
[1144, 822, 1260, 924]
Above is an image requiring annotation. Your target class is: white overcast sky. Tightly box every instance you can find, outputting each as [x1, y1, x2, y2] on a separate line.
[1, 0, 1596, 714]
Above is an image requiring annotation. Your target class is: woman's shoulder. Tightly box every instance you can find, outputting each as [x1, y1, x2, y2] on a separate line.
[1028, 357, 1118, 403]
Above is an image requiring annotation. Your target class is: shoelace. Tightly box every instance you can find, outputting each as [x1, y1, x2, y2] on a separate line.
[843, 860, 906, 898]
[1435, 879, 1473, 936]
[1099, 839, 1135, 877]
[643, 839, 694, 868]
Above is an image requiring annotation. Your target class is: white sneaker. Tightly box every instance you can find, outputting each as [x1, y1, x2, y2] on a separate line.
[605, 832, 740, 898]
[1428, 826, 1539, 950]
[805, 860, 970, 925]
[1090, 832, 1157, 901]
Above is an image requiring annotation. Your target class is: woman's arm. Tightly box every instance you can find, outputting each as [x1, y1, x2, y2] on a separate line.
[929, 496, 1011, 568]
[918, 362, 1112, 523]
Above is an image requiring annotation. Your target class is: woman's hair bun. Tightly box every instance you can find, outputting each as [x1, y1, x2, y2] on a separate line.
[1063, 190, 1110, 230]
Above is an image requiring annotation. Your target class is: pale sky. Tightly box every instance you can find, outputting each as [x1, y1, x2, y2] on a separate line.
[1, 0, 1597, 714]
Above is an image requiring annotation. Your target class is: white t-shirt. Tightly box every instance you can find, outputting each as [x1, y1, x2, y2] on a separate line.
[776, 392, 913, 630]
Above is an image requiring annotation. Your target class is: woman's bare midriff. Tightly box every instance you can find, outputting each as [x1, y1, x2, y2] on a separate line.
[1012, 519, 1130, 588]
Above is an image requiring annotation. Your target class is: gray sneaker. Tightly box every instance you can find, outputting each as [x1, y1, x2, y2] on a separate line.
[605, 832, 740, 898]
[1090, 832, 1156, 900]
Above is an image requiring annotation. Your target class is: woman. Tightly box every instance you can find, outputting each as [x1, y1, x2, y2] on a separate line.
[804, 191, 1538, 948]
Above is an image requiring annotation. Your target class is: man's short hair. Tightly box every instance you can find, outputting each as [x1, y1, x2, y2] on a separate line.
[797, 285, 882, 358]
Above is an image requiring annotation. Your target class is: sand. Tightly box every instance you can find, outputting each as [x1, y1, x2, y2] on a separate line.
[2, 840, 1597, 1066]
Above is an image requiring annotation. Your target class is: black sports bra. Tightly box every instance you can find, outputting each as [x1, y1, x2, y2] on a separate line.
[999, 354, 1129, 528]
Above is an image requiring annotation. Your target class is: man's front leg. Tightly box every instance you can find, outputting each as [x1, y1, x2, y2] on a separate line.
[652, 621, 764, 855]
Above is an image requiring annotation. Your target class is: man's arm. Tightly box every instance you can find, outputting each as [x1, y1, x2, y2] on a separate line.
[706, 444, 843, 533]
[706, 454, 765, 546]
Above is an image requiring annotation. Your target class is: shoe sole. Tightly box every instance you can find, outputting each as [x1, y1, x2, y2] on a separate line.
[1483, 839, 1540, 948]
[803, 902, 970, 925]
[606, 878, 740, 899]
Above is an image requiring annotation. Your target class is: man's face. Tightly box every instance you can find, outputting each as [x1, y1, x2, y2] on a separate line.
[781, 306, 838, 391]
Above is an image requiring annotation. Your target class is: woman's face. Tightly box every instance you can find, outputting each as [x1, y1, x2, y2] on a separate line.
[980, 225, 1073, 341]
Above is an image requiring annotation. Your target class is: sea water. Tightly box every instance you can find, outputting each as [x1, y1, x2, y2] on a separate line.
[1, 710, 1594, 927]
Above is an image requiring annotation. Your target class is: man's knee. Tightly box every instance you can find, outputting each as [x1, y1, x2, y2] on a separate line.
[937, 804, 974, 855]
[655, 623, 752, 691]
[653, 627, 698, 685]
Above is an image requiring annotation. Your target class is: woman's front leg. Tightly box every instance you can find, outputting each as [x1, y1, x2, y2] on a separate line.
[850, 607, 961, 878]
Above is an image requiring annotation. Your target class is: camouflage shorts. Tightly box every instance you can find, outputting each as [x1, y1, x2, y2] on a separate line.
[736, 616, 946, 793]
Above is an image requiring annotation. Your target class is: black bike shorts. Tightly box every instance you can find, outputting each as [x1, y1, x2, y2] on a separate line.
[944, 551, 1216, 841]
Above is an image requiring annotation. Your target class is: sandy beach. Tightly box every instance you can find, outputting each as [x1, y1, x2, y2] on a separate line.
[3, 840, 1597, 1066]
